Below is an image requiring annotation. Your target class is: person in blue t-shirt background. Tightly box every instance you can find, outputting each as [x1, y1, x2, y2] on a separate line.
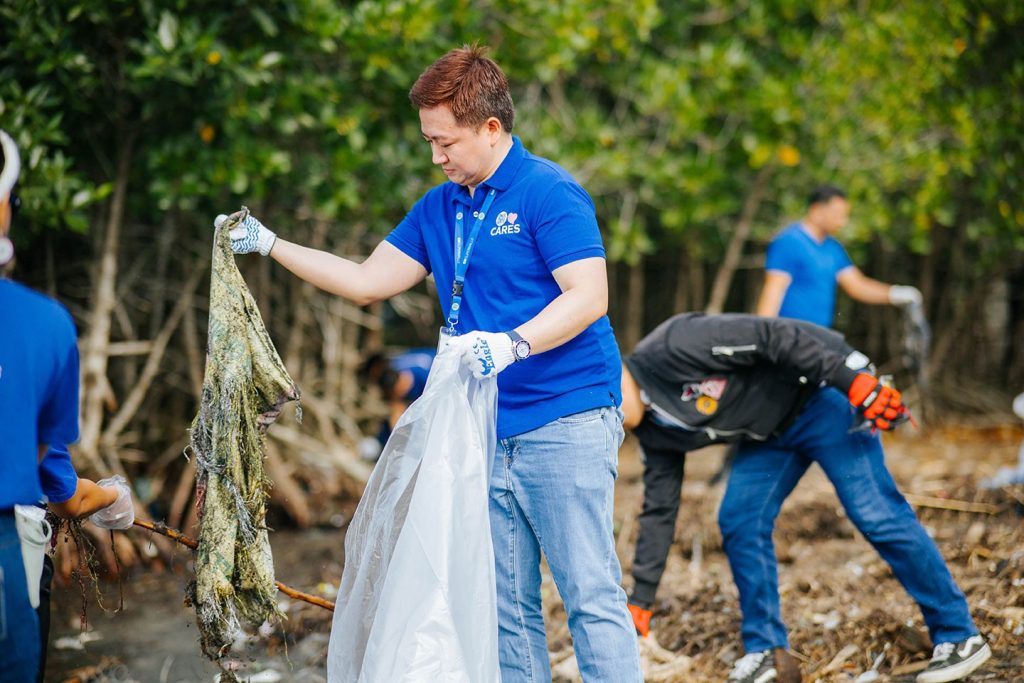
[216, 45, 641, 682]
[358, 347, 436, 460]
[756, 185, 922, 328]
[1, 129, 135, 683]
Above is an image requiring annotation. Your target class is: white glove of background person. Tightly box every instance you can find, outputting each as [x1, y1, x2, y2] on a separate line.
[889, 285, 922, 306]
[88, 475, 135, 530]
[448, 331, 516, 379]
[213, 211, 277, 256]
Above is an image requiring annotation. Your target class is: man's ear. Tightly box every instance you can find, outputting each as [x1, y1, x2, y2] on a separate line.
[485, 117, 503, 142]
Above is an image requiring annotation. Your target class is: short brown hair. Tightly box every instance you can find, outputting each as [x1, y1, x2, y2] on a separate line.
[409, 45, 515, 132]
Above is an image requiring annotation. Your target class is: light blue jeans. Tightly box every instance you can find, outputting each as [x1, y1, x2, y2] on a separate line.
[0, 511, 40, 683]
[720, 388, 977, 652]
[489, 407, 642, 682]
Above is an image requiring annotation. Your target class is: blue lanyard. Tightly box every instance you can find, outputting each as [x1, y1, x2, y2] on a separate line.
[446, 188, 497, 333]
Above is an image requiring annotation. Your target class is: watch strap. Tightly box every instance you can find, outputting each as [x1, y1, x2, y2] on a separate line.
[505, 329, 531, 361]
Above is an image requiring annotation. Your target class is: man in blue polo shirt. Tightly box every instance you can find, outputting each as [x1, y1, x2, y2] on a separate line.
[217, 45, 640, 681]
[756, 185, 922, 327]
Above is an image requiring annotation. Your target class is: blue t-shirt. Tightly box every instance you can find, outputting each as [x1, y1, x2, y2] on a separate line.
[765, 222, 854, 327]
[391, 348, 435, 403]
[39, 445, 79, 504]
[386, 137, 622, 438]
[0, 280, 80, 508]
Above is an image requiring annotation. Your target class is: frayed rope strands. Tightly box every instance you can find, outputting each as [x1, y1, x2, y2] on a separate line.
[189, 207, 301, 676]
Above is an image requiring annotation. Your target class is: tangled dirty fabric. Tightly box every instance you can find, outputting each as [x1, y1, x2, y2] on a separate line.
[188, 208, 300, 676]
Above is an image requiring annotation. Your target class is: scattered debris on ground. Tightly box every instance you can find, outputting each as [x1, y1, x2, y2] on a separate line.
[49, 427, 1024, 682]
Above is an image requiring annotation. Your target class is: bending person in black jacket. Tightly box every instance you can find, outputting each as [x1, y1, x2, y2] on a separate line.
[621, 313, 989, 683]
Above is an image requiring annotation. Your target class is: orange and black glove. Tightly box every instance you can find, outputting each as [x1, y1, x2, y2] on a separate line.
[847, 373, 909, 431]
[628, 603, 653, 638]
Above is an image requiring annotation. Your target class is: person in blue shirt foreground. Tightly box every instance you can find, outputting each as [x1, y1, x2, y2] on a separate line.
[756, 185, 922, 328]
[1, 130, 135, 683]
[358, 347, 436, 460]
[216, 45, 640, 681]
[620, 313, 990, 683]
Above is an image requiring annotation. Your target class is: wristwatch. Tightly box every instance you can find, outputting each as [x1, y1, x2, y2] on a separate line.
[505, 329, 531, 362]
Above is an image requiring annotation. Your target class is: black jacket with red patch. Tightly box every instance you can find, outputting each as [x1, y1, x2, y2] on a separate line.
[624, 313, 866, 452]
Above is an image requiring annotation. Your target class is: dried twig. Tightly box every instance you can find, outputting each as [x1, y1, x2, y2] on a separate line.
[818, 643, 858, 675]
[903, 494, 1003, 514]
[132, 518, 336, 611]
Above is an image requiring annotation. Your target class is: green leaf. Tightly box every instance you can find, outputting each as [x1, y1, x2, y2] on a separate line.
[251, 8, 279, 37]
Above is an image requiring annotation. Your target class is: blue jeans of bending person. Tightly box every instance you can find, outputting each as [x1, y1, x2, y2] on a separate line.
[0, 511, 41, 683]
[719, 387, 978, 653]
[489, 407, 643, 682]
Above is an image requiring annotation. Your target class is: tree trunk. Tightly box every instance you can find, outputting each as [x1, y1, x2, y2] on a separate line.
[79, 135, 135, 473]
[706, 166, 771, 313]
[624, 259, 646, 350]
[690, 257, 706, 317]
[99, 263, 205, 451]
[673, 248, 690, 313]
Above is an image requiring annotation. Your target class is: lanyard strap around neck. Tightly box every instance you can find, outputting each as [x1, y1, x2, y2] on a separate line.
[446, 188, 497, 333]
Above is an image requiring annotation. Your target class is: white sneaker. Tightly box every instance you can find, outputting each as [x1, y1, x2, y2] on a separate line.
[916, 635, 991, 683]
[727, 650, 776, 683]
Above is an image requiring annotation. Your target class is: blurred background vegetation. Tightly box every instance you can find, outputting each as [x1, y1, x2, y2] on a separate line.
[1, 0, 1022, 514]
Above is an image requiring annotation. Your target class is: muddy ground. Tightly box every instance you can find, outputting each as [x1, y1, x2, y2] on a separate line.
[46, 425, 1024, 682]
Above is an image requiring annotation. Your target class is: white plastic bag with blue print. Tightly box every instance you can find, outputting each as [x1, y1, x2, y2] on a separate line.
[327, 349, 500, 683]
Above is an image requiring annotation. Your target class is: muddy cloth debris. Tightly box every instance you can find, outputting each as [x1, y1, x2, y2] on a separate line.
[189, 208, 299, 669]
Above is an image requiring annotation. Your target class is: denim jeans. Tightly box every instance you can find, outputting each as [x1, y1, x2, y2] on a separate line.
[0, 511, 41, 683]
[489, 406, 642, 682]
[719, 387, 978, 652]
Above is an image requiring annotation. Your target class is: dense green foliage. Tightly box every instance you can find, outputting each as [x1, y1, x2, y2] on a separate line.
[2, 1, 1022, 388]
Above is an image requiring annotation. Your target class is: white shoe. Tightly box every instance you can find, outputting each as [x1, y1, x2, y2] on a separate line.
[916, 635, 991, 683]
[727, 650, 776, 683]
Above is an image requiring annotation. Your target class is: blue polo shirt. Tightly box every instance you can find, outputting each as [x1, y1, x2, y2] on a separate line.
[386, 137, 621, 438]
[765, 222, 854, 327]
[0, 280, 80, 508]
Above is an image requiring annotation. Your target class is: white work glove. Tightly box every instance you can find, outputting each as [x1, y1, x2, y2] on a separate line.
[889, 285, 922, 306]
[448, 330, 516, 379]
[214, 211, 277, 256]
[88, 475, 135, 530]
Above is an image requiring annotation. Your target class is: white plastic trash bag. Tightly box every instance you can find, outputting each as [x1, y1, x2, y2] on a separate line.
[327, 350, 500, 683]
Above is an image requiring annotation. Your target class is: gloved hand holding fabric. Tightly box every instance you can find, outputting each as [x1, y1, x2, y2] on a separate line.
[214, 209, 277, 256]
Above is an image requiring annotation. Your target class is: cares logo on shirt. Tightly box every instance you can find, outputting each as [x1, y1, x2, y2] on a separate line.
[491, 210, 521, 236]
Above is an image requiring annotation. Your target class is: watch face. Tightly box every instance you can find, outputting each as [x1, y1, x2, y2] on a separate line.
[514, 339, 531, 360]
